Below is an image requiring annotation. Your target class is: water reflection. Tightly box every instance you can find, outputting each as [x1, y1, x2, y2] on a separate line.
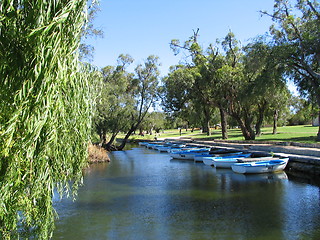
[52, 146, 320, 240]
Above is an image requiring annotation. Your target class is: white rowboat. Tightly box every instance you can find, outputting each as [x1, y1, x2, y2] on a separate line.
[231, 158, 289, 174]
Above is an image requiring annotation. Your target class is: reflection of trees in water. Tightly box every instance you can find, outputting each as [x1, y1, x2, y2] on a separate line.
[53, 147, 320, 239]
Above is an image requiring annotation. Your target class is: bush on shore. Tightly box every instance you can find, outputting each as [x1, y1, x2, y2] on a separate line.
[88, 143, 110, 163]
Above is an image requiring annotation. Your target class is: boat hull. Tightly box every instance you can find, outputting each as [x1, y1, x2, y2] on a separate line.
[212, 153, 252, 168]
[214, 159, 240, 168]
[231, 158, 289, 174]
[169, 149, 211, 160]
[202, 157, 215, 166]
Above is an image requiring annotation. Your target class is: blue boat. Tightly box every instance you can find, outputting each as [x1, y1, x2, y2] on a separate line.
[194, 149, 244, 162]
[202, 153, 250, 166]
[169, 148, 211, 160]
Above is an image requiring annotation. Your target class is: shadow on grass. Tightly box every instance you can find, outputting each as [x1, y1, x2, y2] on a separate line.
[255, 135, 318, 143]
[191, 130, 244, 141]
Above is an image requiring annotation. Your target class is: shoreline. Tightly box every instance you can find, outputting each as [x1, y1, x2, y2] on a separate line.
[131, 138, 320, 181]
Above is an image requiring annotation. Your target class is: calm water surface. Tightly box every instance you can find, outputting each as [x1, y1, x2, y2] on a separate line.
[52, 146, 320, 240]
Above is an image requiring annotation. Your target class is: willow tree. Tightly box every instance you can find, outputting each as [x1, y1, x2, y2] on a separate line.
[0, 1, 94, 239]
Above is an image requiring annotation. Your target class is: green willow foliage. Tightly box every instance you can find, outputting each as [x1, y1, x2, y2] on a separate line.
[0, 0, 95, 238]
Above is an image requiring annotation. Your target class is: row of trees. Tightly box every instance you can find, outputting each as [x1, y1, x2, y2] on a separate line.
[94, 0, 320, 145]
[163, 31, 290, 140]
[0, 0, 318, 238]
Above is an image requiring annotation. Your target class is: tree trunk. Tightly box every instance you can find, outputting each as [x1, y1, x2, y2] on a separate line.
[99, 129, 107, 146]
[244, 111, 255, 140]
[117, 127, 135, 150]
[203, 105, 211, 136]
[101, 131, 119, 151]
[233, 115, 255, 140]
[255, 102, 267, 137]
[139, 128, 143, 135]
[202, 104, 210, 136]
[273, 109, 278, 135]
[105, 133, 117, 149]
[219, 108, 228, 139]
[206, 120, 211, 136]
[117, 119, 143, 150]
[317, 109, 320, 141]
[316, 96, 320, 141]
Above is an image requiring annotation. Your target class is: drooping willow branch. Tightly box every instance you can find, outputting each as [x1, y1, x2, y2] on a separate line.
[0, 1, 97, 239]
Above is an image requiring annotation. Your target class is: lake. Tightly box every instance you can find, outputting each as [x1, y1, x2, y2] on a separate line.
[52, 146, 320, 240]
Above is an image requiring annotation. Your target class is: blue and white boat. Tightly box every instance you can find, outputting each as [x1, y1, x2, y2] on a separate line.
[169, 147, 203, 153]
[212, 152, 276, 168]
[169, 148, 211, 160]
[157, 144, 186, 152]
[145, 142, 164, 149]
[231, 158, 289, 174]
[194, 149, 244, 162]
[202, 153, 251, 167]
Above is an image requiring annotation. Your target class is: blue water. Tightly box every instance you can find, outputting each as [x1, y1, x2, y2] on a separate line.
[52, 146, 320, 240]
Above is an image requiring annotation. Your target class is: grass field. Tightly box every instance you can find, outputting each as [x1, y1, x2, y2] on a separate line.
[129, 125, 320, 144]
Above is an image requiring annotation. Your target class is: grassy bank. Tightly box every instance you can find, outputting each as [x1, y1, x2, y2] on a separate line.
[128, 125, 319, 144]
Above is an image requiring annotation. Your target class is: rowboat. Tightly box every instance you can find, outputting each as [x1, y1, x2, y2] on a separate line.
[145, 142, 165, 149]
[201, 152, 248, 165]
[202, 157, 215, 166]
[212, 152, 276, 168]
[157, 144, 186, 152]
[212, 154, 274, 168]
[210, 153, 252, 168]
[194, 149, 244, 162]
[169, 148, 211, 160]
[231, 158, 289, 174]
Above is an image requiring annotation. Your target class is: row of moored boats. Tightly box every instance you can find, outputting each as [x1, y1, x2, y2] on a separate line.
[138, 141, 289, 174]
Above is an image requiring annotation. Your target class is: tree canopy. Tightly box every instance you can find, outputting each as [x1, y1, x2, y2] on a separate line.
[263, 0, 320, 140]
[93, 55, 161, 150]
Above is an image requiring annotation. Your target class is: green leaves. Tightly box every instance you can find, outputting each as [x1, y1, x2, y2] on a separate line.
[0, 0, 94, 238]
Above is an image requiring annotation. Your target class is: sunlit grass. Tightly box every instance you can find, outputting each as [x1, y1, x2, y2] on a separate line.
[127, 125, 319, 144]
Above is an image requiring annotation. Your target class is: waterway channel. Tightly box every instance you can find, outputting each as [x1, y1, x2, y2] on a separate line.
[52, 145, 320, 240]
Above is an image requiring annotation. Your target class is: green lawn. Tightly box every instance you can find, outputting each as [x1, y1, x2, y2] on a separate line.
[130, 125, 320, 144]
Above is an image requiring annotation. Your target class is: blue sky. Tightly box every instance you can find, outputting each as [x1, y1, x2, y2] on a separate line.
[86, 0, 276, 76]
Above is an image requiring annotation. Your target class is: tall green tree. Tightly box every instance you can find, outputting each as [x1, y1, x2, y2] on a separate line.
[94, 54, 134, 150]
[162, 65, 195, 112]
[170, 30, 223, 136]
[264, 0, 320, 140]
[0, 0, 94, 238]
[218, 32, 258, 140]
[117, 55, 161, 150]
[242, 38, 289, 136]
